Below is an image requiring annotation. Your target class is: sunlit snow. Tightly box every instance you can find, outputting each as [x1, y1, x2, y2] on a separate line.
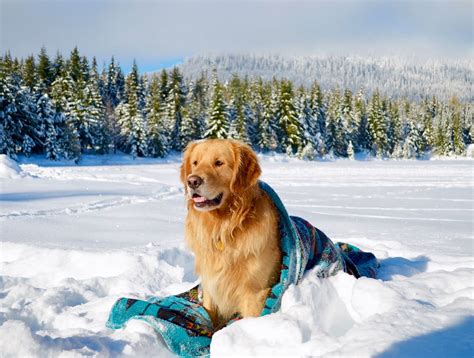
[1, 154, 472, 357]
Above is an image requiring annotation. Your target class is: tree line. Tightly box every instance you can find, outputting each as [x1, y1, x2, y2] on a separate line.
[1, 47, 472, 162]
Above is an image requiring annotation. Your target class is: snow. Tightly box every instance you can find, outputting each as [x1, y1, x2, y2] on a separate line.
[0, 154, 25, 179]
[1, 154, 473, 357]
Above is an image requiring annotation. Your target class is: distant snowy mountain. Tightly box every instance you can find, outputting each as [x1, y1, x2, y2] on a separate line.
[173, 54, 473, 102]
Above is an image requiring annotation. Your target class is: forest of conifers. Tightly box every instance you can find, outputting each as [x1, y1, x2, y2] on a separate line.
[1, 47, 472, 162]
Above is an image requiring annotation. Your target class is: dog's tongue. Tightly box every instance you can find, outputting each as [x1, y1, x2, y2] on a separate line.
[192, 195, 207, 203]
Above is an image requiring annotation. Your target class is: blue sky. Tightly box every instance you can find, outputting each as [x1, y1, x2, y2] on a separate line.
[1, 0, 472, 73]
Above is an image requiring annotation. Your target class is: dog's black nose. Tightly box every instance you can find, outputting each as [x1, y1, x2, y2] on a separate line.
[187, 175, 203, 189]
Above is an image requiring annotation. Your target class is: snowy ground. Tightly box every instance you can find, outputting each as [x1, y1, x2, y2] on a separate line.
[0, 153, 473, 357]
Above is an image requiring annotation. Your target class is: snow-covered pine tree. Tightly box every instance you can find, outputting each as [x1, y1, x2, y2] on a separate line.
[420, 96, 438, 151]
[266, 78, 282, 150]
[326, 88, 348, 157]
[187, 73, 208, 140]
[84, 58, 108, 153]
[145, 75, 168, 157]
[228, 74, 251, 144]
[51, 52, 65, 85]
[253, 78, 272, 151]
[166, 67, 187, 150]
[103, 57, 125, 108]
[449, 97, 465, 155]
[116, 61, 148, 157]
[275, 80, 303, 154]
[298, 85, 318, 161]
[0, 64, 41, 158]
[205, 72, 229, 139]
[385, 100, 401, 156]
[402, 121, 424, 159]
[367, 90, 388, 157]
[50, 66, 82, 161]
[36, 93, 62, 160]
[309, 82, 326, 157]
[296, 86, 317, 151]
[341, 89, 356, 147]
[242, 77, 257, 146]
[22, 55, 37, 92]
[432, 104, 448, 156]
[159, 69, 170, 104]
[37, 47, 53, 90]
[352, 89, 369, 153]
[0, 69, 23, 158]
[80, 56, 90, 83]
[461, 103, 473, 147]
[180, 75, 208, 147]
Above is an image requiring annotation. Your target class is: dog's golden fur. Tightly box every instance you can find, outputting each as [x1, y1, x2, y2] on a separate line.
[180, 139, 281, 325]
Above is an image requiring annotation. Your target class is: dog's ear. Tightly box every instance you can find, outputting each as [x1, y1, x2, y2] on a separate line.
[180, 141, 197, 187]
[230, 141, 261, 193]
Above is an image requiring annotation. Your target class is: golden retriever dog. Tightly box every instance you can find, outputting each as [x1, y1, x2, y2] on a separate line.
[180, 139, 281, 326]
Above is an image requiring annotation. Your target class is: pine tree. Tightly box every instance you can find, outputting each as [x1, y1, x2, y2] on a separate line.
[402, 121, 424, 158]
[253, 79, 275, 151]
[297, 86, 317, 150]
[352, 89, 369, 152]
[180, 75, 208, 146]
[367, 90, 388, 157]
[51, 52, 65, 84]
[326, 88, 348, 157]
[205, 73, 228, 139]
[159, 69, 170, 104]
[228, 75, 251, 144]
[36, 93, 62, 160]
[341, 89, 355, 147]
[145, 75, 168, 157]
[0, 71, 22, 158]
[309, 82, 327, 157]
[103, 57, 124, 107]
[68, 47, 84, 84]
[461, 103, 473, 146]
[50, 67, 81, 161]
[22, 55, 37, 91]
[275, 80, 302, 154]
[386, 100, 401, 155]
[116, 61, 147, 157]
[421, 96, 437, 150]
[37, 47, 53, 90]
[450, 97, 465, 155]
[166, 67, 187, 150]
[85, 57, 108, 152]
[0, 66, 41, 158]
[433, 104, 448, 156]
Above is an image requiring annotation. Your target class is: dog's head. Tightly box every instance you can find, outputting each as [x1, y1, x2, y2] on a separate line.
[180, 139, 261, 212]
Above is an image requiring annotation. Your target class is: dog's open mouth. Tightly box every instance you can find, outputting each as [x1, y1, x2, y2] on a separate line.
[192, 193, 223, 208]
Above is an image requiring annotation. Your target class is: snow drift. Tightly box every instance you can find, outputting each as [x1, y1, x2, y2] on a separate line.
[0, 154, 24, 179]
[0, 155, 472, 357]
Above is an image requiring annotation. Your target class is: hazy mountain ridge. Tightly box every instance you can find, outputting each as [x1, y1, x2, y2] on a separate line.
[175, 54, 473, 102]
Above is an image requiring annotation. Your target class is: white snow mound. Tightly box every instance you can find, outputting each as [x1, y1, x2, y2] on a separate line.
[1, 155, 473, 356]
[0, 154, 24, 179]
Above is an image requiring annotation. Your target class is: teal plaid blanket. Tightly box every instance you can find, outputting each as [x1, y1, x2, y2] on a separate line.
[106, 181, 378, 356]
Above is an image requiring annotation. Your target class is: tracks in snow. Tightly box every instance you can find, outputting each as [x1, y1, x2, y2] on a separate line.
[0, 186, 182, 220]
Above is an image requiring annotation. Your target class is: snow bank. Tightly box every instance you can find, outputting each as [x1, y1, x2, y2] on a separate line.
[466, 144, 474, 158]
[0, 154, 24, 179]
[0, 242, 195, 357]
[211, 239, 474, 357]
[1, 157, 473, 356]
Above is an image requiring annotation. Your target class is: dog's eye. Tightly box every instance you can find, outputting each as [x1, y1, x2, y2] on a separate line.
[192, 160, 198, 166]
[215, 160, 224, 167]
